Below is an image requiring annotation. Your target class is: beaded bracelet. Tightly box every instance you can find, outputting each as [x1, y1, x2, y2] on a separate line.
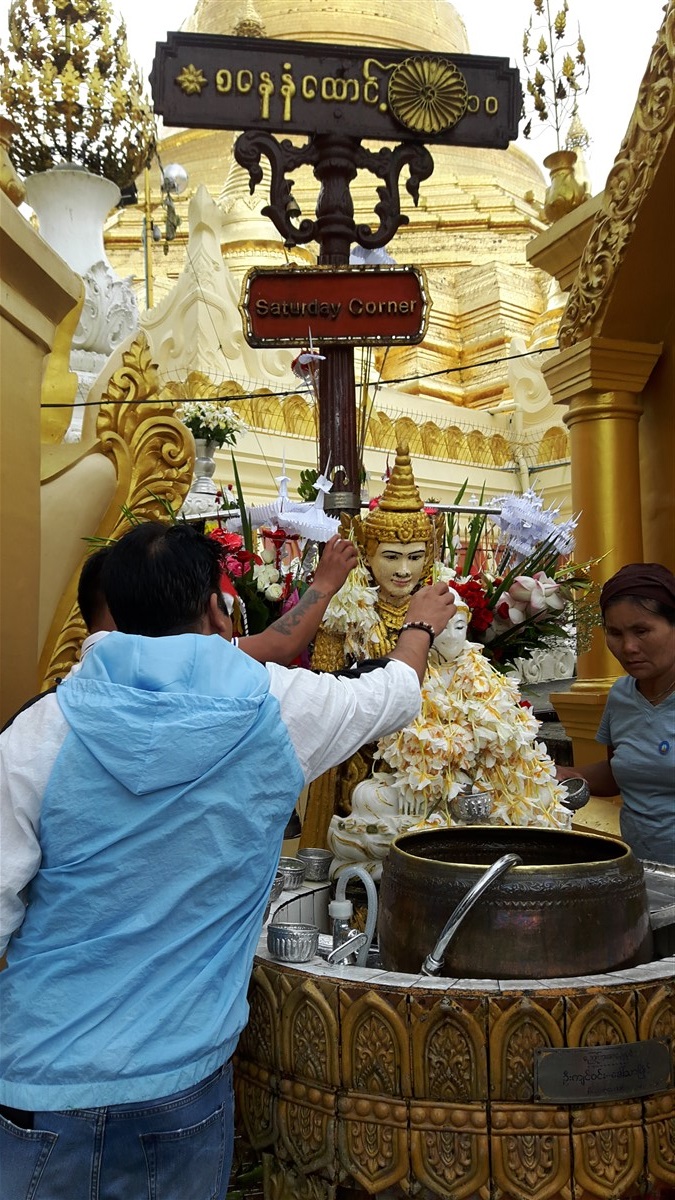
[399, 621, 435, 647]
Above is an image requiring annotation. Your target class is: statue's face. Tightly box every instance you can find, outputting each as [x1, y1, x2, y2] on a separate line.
[431, 607, 470, 664]
[368, 541, 427, 606]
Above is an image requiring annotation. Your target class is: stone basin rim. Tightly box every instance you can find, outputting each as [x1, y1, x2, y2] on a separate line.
[255, 935, 675, 992]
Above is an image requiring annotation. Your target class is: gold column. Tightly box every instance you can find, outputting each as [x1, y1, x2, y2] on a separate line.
[541, 336, 662, 766]
[0, 193, 81, 724]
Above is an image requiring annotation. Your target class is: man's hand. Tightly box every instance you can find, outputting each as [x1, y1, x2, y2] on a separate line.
[311, 535, 358, 597]
[388, 582, 456, 682]
[405, 581, 456, 637]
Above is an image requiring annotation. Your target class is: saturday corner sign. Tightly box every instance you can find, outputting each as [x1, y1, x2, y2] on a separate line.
[239, 265, 430, 348]
[150, 32, 521, 149]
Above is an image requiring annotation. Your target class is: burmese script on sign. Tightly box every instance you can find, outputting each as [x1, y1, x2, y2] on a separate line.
[534, 1041, 672, 1105]
[240, 266, 429, 347]
[150, 33, 521, 149]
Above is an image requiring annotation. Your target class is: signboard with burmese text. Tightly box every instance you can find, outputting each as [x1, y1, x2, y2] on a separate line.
[240, 266, 429, 347]
[150, 33, 521, 149]
[535, 1041, 672, 1105]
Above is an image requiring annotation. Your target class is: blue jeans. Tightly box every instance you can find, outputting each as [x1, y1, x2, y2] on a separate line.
[0, 1062, 234, 1200]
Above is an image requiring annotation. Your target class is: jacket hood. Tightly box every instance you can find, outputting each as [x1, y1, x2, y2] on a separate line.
[57, 633, 271, 796]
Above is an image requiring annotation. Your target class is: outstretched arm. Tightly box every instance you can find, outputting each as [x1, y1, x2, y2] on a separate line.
[239, 535, 358, 665]
[557, 749, 618, 796]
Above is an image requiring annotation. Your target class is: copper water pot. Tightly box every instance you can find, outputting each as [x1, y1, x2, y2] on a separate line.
[378, 826, 653, 978]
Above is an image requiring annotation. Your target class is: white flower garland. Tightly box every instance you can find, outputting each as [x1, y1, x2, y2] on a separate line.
[376, 643, 571, 831]
[321, 552, 381, 660]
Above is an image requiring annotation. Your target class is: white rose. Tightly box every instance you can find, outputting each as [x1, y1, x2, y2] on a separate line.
[261, 549, 276, 565]
[265, 583, 283, 601]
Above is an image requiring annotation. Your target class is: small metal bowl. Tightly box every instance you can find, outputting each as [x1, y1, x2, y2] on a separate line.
[560, 776, 591, 811]
[277, 857, 307, 890]
[263, 870, 287, 923]
[450, 790, 493, 823]
[267, 922, 319, 963]
[297, 848, 333, 881]
[270, 870, 285, 903]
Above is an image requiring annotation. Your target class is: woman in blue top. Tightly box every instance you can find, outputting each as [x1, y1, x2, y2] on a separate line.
[559, 563, 675, 866]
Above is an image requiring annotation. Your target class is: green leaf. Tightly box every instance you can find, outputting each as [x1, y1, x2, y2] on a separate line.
[462, 484, 487, 575]
[230, 453, 253, 555]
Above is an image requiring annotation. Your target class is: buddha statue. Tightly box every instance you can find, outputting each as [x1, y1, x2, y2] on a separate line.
[300, 444, 442, 849]
[327, 590, 571, 879]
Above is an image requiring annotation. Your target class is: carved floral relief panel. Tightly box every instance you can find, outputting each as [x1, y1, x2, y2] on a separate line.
[410, 992, 488, 1103]
[571, 1102, 645, 1199]
[410, 1099, 490, 1199]
[490, 1102, 572, 1200]
[489, 994, 565, 1103]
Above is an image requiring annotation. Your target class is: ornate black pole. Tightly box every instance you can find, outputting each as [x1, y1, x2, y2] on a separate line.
[234, 130, 433, 514]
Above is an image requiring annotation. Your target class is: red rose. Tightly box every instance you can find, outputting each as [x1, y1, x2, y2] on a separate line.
[209, 528, 243, 553]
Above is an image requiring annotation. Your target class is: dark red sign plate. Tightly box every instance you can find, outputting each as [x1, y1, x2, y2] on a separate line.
[240, 266, 429, 347]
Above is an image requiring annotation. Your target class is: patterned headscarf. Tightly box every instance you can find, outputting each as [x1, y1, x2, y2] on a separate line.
[599, 563, 675, 616]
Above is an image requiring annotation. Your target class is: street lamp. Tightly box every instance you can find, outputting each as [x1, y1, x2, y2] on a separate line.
[142, 160, 189, 309]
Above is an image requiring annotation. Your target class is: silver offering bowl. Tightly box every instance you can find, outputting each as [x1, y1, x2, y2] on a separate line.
[449, 789, 493, 823]
[267, 922, 319, 963]
[560, 776, 591, 811]
[296, 848, 333, 881]
[263, 870, 286, 923]
[277, 857, 307, 890]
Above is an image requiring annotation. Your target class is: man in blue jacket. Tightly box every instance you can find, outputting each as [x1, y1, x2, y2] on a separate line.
[0, 521, 454, 1199]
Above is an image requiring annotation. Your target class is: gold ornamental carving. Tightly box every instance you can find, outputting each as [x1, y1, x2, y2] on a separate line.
[638, 983, 675, 1066]
[388, 56, 469, 135]
[0, 116, 26, 206]
[340, 988, 409, 1096]
[280, 978, 339, 1086]
[645, 1093, 675, 1186]
[39, 333, 194, 689]
[491, 1103, 571, 1200]
[235, 959, 675, 1198]
[239, 964, 277, 1068]
[489, 996, 564, 1102]
[234, 1058, 277, 1150]
[411, 994, 488, 1104]
[559, 4, 675, 347]
[572, 1102, 645, 1198]
[410, 1101, 489, 1199]
[176, 64, 208, 95]
[278, 1080, 335, 1176]
[337, 1093, 408, 1193]
[566, 991, 636, 1049]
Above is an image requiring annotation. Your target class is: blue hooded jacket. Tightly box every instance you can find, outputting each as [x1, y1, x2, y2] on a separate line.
[0, 633, 304, 1109]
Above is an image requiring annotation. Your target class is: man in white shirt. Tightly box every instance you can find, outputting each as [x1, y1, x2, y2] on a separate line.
[0, 520, 454, 1199]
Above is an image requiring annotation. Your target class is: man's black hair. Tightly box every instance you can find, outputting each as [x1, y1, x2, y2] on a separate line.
[102, 522, 225, 637]
[77, 546, 112, 633]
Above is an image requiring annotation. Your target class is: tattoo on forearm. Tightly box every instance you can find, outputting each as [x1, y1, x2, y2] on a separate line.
[271, 587, 326, 637]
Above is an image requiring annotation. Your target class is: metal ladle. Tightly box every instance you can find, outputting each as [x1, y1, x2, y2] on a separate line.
[421, 852, 523, 976]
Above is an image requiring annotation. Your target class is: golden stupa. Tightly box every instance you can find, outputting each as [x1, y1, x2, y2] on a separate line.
[106, 0, 557, 424]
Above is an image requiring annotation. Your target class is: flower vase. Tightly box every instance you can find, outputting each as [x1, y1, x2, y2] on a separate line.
[542, 149, 589, 224]
[24, 165, 140, 440]
[191, 438, 218, 495]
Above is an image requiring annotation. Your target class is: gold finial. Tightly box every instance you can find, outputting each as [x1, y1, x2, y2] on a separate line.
[378, 444, 425, 512]
[356, 444, 433, 557]
[565, 103, 590, 153]
[233, 0, 265, 38]
[0, 0, 155, 188]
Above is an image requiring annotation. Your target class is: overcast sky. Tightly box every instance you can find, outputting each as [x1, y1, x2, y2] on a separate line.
[0, 0, 667, 192]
